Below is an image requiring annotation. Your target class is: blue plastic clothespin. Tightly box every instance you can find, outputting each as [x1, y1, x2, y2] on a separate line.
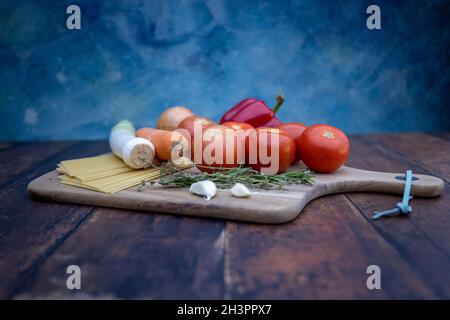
[372, 170, 413, 220]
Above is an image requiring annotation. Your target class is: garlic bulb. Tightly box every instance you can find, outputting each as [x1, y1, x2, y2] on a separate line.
[189, 180, 217, 200]
[230, 183, 251, 198]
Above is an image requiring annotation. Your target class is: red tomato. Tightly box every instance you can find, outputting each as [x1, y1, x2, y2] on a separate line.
[195, 125, 244, 173]
[177, 116, 215, 160]
[276, 122, 307, 163]
[222, 121, 255, 164]
[246, 128, 295, 174]
[299, 124, 350, 173]
[177, 116, 215, 142]
[221, 121, 255, 134]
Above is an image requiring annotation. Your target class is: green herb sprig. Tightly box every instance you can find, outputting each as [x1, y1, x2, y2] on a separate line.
[139, 164, 314, 190]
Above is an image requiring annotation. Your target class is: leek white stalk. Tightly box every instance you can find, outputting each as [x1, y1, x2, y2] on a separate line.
[109, 120, 155, 169]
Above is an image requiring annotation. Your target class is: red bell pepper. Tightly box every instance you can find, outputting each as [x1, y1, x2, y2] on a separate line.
[260, 116, 282, 127]
[219, 96, 284, 128]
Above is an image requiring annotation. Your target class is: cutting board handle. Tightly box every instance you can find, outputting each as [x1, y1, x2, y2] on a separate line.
[312, 167, 445, 198]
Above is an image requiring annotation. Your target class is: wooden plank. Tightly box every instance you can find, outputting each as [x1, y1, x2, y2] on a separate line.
[225, 132, 450, 299]
[0, 142, 17, 152]
[0, 141, 110, 299]
[362, 132, 450, 182]
[340, 135, 450, 298]
[0, 141, 76, 186]
[11, 208, 225, 300]
[4, 133, 449, 299]
[352, 134, 450, 251]
[429, 132, 450, 142]
[225, 193, 436, 299]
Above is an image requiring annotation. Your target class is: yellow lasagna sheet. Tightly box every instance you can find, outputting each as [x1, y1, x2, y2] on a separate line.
[59, 153, 125, 176]
[56, 153, 163, 193]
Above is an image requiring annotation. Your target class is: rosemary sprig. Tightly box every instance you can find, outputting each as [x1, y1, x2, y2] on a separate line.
[140, 164, 314, 190]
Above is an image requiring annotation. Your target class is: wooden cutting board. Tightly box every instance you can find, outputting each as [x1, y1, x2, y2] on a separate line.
[27, 165, 445, 224]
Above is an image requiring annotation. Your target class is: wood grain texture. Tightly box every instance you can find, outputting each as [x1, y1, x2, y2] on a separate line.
[429, 132, 450, 142]
[1, 142, 225, 300]
[0, 141, 109, 298]
[224, 133, 450, 299]
[364, 133, 450, 182]
[354, 133, 450, 256]
[0, 141, 76, 186]
[13, 208, 225, 300]
[1, 133, 449, 299]
[225, 194, 436, 299]
[0, 142, 18, 152]
[27, 166, 444, 224]
[342, 135, 450, 298]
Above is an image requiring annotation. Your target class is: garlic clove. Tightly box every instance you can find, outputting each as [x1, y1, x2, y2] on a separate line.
[189, 180, 217, 200]
[230, 183, 251, 198]
[171, 156, 194, 168]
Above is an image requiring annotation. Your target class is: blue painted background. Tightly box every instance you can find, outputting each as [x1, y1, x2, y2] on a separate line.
[1, 0, 449, 141]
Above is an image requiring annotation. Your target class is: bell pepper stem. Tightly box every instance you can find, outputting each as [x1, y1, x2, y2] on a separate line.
[272, 95, 285, 114]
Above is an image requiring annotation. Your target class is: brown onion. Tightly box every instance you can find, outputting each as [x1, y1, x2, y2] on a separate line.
[157, 106, 194, 131]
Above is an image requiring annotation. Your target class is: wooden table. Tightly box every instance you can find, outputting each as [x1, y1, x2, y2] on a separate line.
[1, 132, 449, 299]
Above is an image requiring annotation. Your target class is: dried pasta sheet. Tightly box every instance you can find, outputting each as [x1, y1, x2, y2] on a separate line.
[56, 153, 161, 193]
[59, 153, 125, 176]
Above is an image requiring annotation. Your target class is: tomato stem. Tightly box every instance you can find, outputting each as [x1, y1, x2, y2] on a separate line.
[322, 131, 335, 139]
